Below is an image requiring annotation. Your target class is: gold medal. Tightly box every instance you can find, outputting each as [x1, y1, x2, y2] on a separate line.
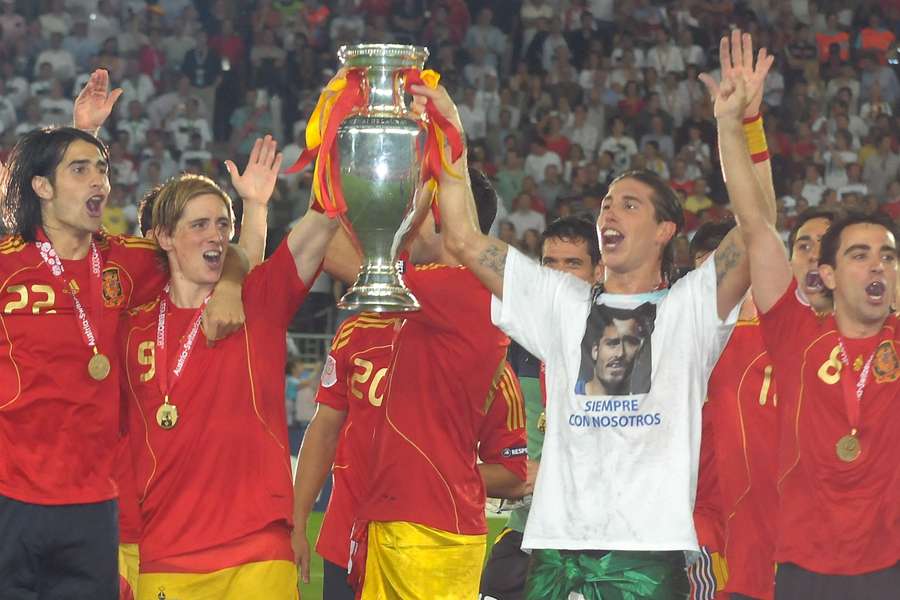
[537, 411, 546, 433]
[836, 433, 861, 462]
[156, 402, 179, 430]
[88, 352, 111, 381]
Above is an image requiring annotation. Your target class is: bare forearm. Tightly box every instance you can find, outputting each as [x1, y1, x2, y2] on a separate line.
[322, 225, 362, 286]
[219, 243, 250, 287]
[718, 119, 790, 312]
[293, 418, 341, 524]
[439, 174, 507, 298]
[238, 201, 268, 268]
[287, 210, 341, 287]
[718, 118, 768, 234]
[751, 157, 777, 225]
[479, 463, 527, 500]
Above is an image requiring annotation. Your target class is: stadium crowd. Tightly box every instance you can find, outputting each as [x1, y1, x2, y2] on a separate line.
[1, 0, 898, 281]
[1, 1, 899, 600]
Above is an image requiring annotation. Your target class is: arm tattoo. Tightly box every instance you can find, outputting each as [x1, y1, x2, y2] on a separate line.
[478, 243, 507, 279]
[715, 238, 742, 287]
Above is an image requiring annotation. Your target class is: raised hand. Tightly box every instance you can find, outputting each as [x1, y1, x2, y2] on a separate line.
[699, 29, 774, 119]
[73, 69, 124, 134]
[224, 135, 283, 206]
[702, 74, 748, 122]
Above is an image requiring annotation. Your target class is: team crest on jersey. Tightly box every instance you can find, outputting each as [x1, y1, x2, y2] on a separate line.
[321, 354, 337, 388]
[101, 267, 124, 307]
[872, 340, 900, 383]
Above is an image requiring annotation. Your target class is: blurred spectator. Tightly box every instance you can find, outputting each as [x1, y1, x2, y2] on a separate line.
[684, 177, 714, 214]
[0, 0, 26, 52]
[599, 116, 637, 174]
[524, 139, 562, 183]
[856, 12, 895, 63]
[507, 192, 546, 241]
[0, 80, 16, 135]
[860, 51, 900, 105]
[38, 0, 70, 37]
[138, 28, 167, 88]
[35, 31, 77, 81]
[465, 8, 506, 70]
[229, 88, 275, 159]
[39, 80, 73, 126]
[89, 0, 121, 47]
[646, 28, 685, 75]
[168, 97, 212, 152]
[495, 150, 526, 210]
[863, 135, 900, 199]
[815, 12, 850, 63]
[181, 29, 222, 119]
[801, 163, 827, 206]
[63, 18, 99, 73]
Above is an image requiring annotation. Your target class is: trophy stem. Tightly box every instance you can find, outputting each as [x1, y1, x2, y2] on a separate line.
[338, 261, 420, 312]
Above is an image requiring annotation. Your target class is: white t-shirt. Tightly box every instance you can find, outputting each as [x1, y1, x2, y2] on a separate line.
[492, 248, 737, 552]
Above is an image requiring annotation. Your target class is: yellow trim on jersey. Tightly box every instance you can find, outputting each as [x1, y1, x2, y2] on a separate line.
[382, 327, 463, 533]
[332, 315, 399, 352]
[0, 262, 44, 411]
[497, 365, 525, 431]
[125, 321, 160, 502]
[412, 262, 463, 271]
[778, 328, 837, 494]
[243, 324, 293, 482]
[0, 236, 26, 254]
[483, 359, 506, 414]
[116, 236, 157, 250]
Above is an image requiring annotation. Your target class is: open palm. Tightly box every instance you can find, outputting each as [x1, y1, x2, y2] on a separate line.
[73, 69, 124, 133]
[699, 29, 774, 118]
[225, 135, 283, 206]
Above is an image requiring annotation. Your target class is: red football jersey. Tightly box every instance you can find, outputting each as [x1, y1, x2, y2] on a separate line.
[0, 233, 164, 505]
[359, 264, 518, 535]
[315, 313, 401, 568]
[705, 317, 778, 599]
[759, 280, 900, 575]
[116, 434, 142, 544]
[121, 240, 309, 571]
[694, 398, 724, 554]
[316, 311, 527, 567]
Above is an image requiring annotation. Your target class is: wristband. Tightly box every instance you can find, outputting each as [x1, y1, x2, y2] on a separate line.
[742, 113, 769, 163]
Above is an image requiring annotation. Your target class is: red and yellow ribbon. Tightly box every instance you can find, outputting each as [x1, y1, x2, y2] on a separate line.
[285, 67, 463, 221]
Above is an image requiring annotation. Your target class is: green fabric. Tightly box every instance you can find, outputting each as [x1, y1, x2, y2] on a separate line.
[506, 376, 544, 533]
[526, 549, 690, 600]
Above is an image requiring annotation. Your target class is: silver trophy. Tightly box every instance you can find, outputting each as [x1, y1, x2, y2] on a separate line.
[334, 44, 432, 312]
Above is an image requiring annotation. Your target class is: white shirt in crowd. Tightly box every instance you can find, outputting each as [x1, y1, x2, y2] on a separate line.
[524, 151, 563, 184]
[492, 248, 737, 553]
[507, 209, 546, 239]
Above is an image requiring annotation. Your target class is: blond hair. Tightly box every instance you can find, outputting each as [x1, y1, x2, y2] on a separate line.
[151, 173, 235, 239]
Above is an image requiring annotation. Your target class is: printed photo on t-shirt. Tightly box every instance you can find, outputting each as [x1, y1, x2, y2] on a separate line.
[575, 302, 656, 396]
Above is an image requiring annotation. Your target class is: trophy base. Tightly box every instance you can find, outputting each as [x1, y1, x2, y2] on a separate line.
[338, 264, 420, 312]
[338, 285, 421, 313]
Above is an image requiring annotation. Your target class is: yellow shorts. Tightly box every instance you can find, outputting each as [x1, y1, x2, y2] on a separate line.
[361, 521, 486, 600]
[137, 560, 298, 600]
[118, 543, 140, 599]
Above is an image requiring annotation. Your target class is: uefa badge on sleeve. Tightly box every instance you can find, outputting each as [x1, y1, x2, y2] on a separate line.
[321, 354, 338, 388]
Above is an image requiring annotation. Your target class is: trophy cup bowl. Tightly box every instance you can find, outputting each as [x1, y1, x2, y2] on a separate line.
[334, 44, 432, 312]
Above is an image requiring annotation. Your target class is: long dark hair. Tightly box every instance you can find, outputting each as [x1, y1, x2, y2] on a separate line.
[1, 127, 109, 242]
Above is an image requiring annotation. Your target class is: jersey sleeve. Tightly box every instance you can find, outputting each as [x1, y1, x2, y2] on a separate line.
[477, 361, 528, 481]
[490, 246, 592, 363]
[242, 238, 311, 330]
[108, 236, 167, 308]
[314, 318, 354, 413]
[399, 264, 493, 335]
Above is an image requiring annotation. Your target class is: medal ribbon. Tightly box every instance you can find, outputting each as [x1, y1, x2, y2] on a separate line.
[155, 285, 210, 402]
[836, 336, 879, 433]
[35, 231, 103, 355]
